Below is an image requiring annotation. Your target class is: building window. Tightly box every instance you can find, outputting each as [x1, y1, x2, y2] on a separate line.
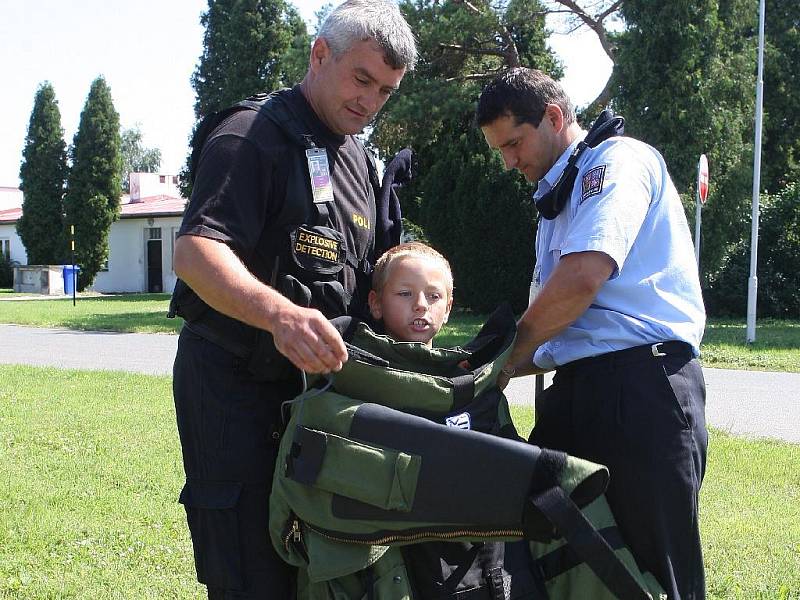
[147, 227, 162, 240]
[0, 239, 9, 258]
[172, 176, 178, 185]
[159, 175, 166, 183]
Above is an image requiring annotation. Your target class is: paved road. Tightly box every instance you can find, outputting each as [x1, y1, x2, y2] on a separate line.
[1, 324, 798, 443]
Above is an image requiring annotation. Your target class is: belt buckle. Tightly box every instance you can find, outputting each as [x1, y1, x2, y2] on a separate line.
[651, 342, 667, 357]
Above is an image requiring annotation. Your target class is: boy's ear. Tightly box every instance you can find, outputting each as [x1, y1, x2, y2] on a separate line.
[367, 290, 382, 320]
[442, 296, 453, 324]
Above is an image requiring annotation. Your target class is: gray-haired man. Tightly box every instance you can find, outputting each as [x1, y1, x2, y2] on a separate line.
[171, 1, 417, 597]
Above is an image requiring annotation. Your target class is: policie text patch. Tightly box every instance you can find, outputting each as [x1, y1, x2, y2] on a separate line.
[581, 165, 606, 202]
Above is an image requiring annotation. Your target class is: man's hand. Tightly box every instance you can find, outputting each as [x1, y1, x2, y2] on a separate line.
[271, 303, 348, 374]
[174, 235, 348, 373]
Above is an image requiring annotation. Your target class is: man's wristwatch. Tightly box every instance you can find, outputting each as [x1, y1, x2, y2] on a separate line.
[501, 364, 516, 377]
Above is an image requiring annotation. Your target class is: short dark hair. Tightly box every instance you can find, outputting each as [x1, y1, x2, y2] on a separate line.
[475, 67, 575, 128]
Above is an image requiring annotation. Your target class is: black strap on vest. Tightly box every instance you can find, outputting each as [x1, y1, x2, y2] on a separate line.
[527, 449, 653, 600]
[535, 109, 625, 220]
[170, 90, 390, 366]
[451, 373, 476, 408]
[241, 93, 332, 227]
[535, 525, 626, 581]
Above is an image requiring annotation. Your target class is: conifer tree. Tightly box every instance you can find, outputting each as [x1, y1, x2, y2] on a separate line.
[180, 0, 310, 196]
[613, 0, 757, 288]
[371, 0, 559, 312]
[191, 0, 306, 118]
[17, 82, 69, 265]
[63, 76, 122, 290]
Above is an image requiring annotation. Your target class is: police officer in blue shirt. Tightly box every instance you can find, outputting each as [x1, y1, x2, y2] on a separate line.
[476, 67, 708, 600]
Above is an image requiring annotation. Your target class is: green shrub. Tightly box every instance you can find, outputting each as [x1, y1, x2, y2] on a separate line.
[706, 182, 800, 318]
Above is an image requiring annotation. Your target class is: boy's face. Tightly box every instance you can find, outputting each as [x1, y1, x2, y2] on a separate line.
[368, 256, 453, 346]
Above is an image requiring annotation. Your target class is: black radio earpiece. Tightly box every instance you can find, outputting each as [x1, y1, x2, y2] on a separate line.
[534, 109, 625, 220]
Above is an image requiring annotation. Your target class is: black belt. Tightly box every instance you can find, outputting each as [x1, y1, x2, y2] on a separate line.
[558, 340, 693, 372]
[184, 312, 260, 359]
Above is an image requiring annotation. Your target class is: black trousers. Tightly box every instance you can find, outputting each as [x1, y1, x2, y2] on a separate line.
[529, 343, 707, 600]
[173, 326, 299, 599]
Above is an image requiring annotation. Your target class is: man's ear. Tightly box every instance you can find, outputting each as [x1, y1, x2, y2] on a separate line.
[367, 290, 382, 320]
[309, 37, 331, 72]
[544, 103, 565, 134]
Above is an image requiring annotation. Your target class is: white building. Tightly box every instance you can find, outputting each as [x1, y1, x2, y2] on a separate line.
[0, 187, 28, 265]
[0, 173, 188, 294]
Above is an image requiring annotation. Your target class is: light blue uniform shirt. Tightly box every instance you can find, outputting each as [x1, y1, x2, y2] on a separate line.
[531, 134, 705, 370]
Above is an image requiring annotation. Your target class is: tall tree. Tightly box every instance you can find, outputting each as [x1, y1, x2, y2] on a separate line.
[371, 0, 560, 312]
[761, 0, 800, 191]
[613, 0, 757, 290]
[17, 82, 69, 265]
[63, 76, 122, 290]
[180, 0, 311, 196]
[191, 0, 309, 118]
[120, 125, 162, 193]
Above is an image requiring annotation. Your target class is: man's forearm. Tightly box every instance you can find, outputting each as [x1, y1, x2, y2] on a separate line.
[173, 234, 348, 373]
[173, 234, 291, 333]
[507, 251, 615, 372]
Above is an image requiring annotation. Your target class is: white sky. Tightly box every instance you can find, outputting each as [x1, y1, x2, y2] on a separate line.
[0, 0, 611, 188]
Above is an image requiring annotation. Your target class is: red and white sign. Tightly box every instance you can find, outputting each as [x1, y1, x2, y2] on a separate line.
[697, 154, 709, 204]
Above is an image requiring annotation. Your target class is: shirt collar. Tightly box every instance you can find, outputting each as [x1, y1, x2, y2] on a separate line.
[533, 132, 586, 201]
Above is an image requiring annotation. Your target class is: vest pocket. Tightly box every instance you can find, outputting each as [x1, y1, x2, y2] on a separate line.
[309, 431, 421, 512]
[179, 480, 244, 590]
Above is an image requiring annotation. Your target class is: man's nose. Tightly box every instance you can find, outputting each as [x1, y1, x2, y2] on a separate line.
[359, 88, 382, 115]
[501, 150, 517, 171]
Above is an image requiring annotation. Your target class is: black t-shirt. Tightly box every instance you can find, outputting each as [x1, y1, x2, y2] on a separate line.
[179, 85, 376, 296]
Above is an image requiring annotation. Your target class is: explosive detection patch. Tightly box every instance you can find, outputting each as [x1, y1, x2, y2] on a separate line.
[581, 165, 606, 202]
[294, 226, 341, 264]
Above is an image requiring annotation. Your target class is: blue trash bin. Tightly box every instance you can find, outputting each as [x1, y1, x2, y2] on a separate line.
[63, 265, 80, 295]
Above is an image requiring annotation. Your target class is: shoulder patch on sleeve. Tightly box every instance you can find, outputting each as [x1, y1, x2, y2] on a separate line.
[581, 165, 606, 202]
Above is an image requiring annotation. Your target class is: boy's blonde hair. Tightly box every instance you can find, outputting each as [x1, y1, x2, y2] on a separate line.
[372, 242, 453, 296]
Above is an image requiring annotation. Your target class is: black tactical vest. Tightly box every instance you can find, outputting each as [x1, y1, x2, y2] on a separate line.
[169, 90, 382, 381]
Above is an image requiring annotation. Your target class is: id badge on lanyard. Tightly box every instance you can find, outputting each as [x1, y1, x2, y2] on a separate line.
[306, 147, 334, 204]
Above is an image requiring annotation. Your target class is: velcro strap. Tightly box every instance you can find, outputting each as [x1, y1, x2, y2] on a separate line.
[285, 426, 327, 485]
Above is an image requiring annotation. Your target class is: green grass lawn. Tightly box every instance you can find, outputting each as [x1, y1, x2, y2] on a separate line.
[0, 293, 179, 334]
[1, 294, 799, 371]
[0, 365, 798, 599]
[701, 319, 800, 372]
[439, 312, 800, 373]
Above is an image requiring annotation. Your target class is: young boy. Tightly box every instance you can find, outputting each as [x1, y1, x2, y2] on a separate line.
[367, 242, 453, 346]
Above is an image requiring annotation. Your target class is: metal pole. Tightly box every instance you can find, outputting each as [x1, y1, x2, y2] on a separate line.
[70, 224, 76, 307]
[746, 0, 766, 343]
[694, 187, 702, 269]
